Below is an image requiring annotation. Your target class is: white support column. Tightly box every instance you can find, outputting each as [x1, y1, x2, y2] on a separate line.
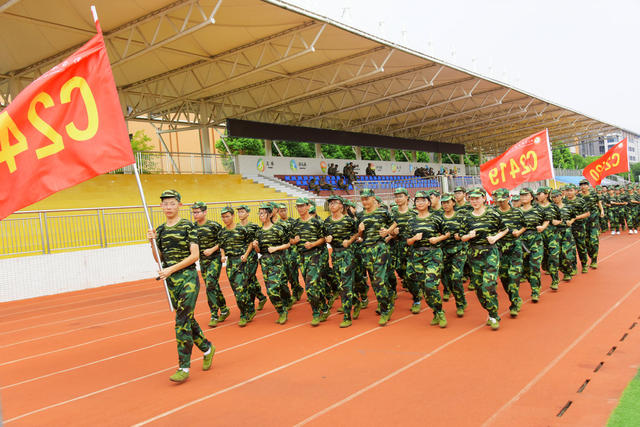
[199, 102, 212, 173]
[315, 143, 322, 158]
[435, 153, 442, 163]
[264, 139, 273, 157]
[411, 151, 417, 162]
[390, 149, 396, 161]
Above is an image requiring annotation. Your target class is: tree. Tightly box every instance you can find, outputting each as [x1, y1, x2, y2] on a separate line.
[215, 137, 264, 155]
[552, 147, 574, 169]
[130, 130, 153, 152]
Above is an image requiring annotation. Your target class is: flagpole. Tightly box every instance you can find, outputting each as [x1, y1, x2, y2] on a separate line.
[133, 161, 174, 311]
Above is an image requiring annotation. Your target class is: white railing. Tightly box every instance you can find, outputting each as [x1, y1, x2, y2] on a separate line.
[112, 151, 236, 174]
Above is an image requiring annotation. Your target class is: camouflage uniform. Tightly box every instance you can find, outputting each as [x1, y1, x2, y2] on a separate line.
[391, 207, 416, 298]
[520, 205, 545, 299]
[278, 216, 305, 299]
[193, 219, 228, 321]
[357, 208, 393, 317]
[495, 205, 525, 311]
[255, 224, 292, 315]
[455, 202, 474, 287]
[156, 219, 211, 369]
[292, 215, 329, 317]
[461, 207, 504, 320]
[579, 188, 602, 264]
[323, 214, 358, 320]
[219, 224, 255, 320]
[566, 195, 589, 269]
[538, 202, 560, 285]
[440, 210, 468, 311]
[407, 213, 446, 315]
[554, 200, 578, 276]
[242, 221, 268, 305]
[598, 189, 609, 231]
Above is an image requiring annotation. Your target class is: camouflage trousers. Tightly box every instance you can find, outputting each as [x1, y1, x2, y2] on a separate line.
[352, 243, 369, 301]
[522, 231, 543, 298]
[541, 227, 560, 283]
[571, 222, 588, 267]
[407, 246, 443, 314]
[321, 246, 340, 299]
[467, 245, 500, 320]
[498, 240, 523, 310]
[586, 216, 600, 263]
[283, 247, 304, 296]
[392, 240, 410, 289]
[361, 241, 392, 315]
[300, 248, 329, 316]
[609, 208, 623, 232]
[246, 252, 267, 303]
[600, 209, 609, 231]
[441, 243, 468, 309]
[557, 227, 577, 275]
[225, 256, 255, 319]
[259, 252, 292, 314]
[200, 256, 227, 319]
[167, 267, 211, 369]
[331, 247, 357, 320]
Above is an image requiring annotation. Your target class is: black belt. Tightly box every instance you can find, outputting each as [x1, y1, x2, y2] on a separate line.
[226, 254, 243, 260]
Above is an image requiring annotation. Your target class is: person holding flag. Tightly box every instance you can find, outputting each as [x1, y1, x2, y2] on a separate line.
[147, 191, 214, 383]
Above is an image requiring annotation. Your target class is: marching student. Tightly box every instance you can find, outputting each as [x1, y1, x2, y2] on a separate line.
[440, 193, 469, 317]
[237, 205, 268, 311]
[551, 190, 578, 282]
[519, 188, 549, 302]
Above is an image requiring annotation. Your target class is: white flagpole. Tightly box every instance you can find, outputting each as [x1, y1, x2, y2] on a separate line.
[133, 161, 174, 311]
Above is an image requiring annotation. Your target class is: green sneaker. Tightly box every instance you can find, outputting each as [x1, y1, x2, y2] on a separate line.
[532, 295, 539, 303]
[310, 316, 320, 326]
[563, 274, 572, 282]
[488, 317, 500, 330]
[550, 281, 559, 291]
[320, 310, 330, 322]
[329, 293, 339, 307]
[468, 283, 476, 291]
[442, 292, 450, 302]
[410, 303, 421, 314]
[509, 308, 518, 317]
[352, 304, 361, 320]
[581, 266, 589, 274]
[430, 313, 439, 326]
[238, 317, 248, 327]
[571, 269, 578, 276]
[202, 345, 215, 371]
[208, 317, 219, 328]
[437, 311, 447, 328]
[257, 298, 267, 311]
[456, 307, 465, 317]
[590, 262, 598, 269]
[516, 301, 522, 312]
[169, 369, 189, 383]
[378, 313, 389, 326]
[339, 319, 352, 328]
[360, 298, 369, 309]
[277, 311, 288, 325]
[219, 308, 230, 322]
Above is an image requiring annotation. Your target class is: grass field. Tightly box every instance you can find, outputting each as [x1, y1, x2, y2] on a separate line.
[608, 367, 640, 426]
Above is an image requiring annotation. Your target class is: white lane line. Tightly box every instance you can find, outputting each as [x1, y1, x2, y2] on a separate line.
[3, 313, 331, 424]
[482, 278, 640, 426]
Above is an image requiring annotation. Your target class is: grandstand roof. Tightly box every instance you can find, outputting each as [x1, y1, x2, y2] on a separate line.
[0, 0, 621, 155]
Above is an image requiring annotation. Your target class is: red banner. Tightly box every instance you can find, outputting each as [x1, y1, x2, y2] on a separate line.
[582, 138, 629, 186]
[480, 129, 554, 193]
[0, 22, 133, 221]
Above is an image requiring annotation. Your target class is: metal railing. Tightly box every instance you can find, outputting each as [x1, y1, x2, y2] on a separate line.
[1, 198, 299, 259]
[111, 151, 236, 174]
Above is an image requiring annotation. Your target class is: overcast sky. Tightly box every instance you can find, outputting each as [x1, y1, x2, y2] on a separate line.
[279, 0, 640, 135]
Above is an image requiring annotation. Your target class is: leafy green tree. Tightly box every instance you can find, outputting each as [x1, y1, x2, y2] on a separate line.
[130, 130, 153, 152]
[276, 141, 314, 157]
[215, 137, 264, 155]
[416, 152, 431, 162]
[321, 144, 356, 159]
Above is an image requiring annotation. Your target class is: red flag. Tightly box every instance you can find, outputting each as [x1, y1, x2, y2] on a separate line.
[582, 138, 629, 186]
[0, 21, 133, 221]
[480, 129, 554, 194]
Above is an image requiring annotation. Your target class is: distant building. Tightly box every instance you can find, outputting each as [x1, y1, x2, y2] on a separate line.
[580, 131, 640, 163]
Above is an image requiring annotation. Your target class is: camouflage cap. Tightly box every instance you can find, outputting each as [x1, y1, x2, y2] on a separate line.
[277, 202, 287, 209]
[375, 195, 383, 204]
[535, 186, 550, 194]
[493, 190, 509, 202]
[309, 198, 316, 206]
[454, 186, 466, 193]
[579, 179, 590, 186]
[519, 187, 534, 196]
[440, 192, 454, 202]
[191, 201, 207, 211]
[550, 189, 562, 197]
[327, 194, 344, 203]
[429, 190, 441, 197]
[344, 199, 356, 208]
[511, 193, 521, 201]
[566, 183, 577, 189]
[295, 197, 310, 205]
[414, 190, 430, 199]
[360, 188, 375, 197]
[258, 203, 273, 212]
[309, 205, 317, 213]
[467, 188, 483, 198]
[394, 187, 409, 196]
[220, 206, 234, 215]
[268, 201, 279, 210]
[160, 189, 181, 202]
[237, 204, 250, 212]
[595, 185, 603, 190]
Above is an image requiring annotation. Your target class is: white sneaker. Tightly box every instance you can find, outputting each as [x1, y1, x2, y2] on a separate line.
[611, 231, 616, 235]
[629, 230, 633, 234]
[617, 231, 621, 235]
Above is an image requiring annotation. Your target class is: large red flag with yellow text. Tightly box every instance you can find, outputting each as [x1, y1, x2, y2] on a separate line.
[582, 138, 629, 186]
[0, 22, 133, 221]
[480, 129, 554, 194]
